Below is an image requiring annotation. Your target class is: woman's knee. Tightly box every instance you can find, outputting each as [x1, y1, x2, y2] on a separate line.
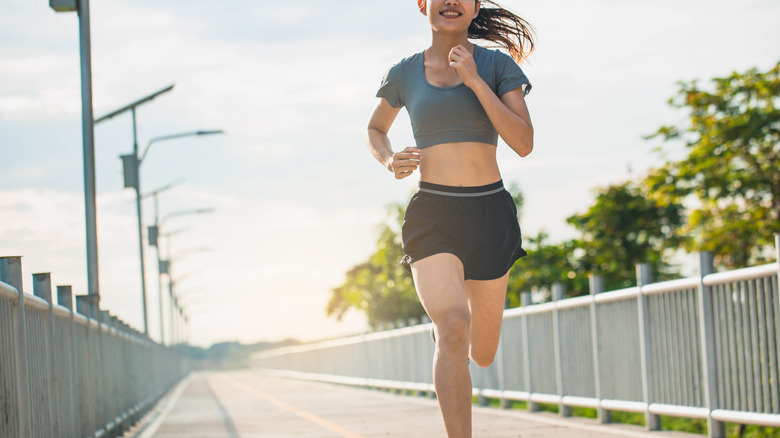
[470, 348, 497, 368]
[434, 311, 471, 349]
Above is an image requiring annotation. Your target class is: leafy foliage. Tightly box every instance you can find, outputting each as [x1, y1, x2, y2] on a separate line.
[645, 61, 780, 267]
[506, 183, 589, 305]
[326, 204, 423, 330]
[506, 231, 586, 305]
[507, 181, 684, 302]
[566, 181, 684, 290]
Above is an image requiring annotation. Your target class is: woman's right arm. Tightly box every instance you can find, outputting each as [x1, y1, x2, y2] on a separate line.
[366, 99, 421, 179]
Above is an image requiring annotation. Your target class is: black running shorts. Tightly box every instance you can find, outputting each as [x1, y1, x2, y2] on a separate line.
[400, 180, 527, 280]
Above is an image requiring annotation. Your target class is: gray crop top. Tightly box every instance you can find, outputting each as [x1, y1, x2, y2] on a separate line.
[376, 45, 531, 149]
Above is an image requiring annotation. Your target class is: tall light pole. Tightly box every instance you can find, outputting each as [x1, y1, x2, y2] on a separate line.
[101, 118, 220, 335]
[166, 268, 203, 348]
[144, 179, 183, 343]
[165, 258, 208, 347]
[50, 0, 101, 310]
[94, 85, 175, 335]
[130, 131, 221, 335]
[168, 273, 192, 348]
[153, 208, 214, 344]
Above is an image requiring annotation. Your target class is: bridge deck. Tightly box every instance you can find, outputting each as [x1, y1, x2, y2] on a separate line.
[126, 371, 699, 438]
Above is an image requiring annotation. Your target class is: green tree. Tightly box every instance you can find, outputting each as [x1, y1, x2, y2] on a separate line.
[646, 61, 780, 268]
[506, 181, 525, 221]
[326, 204, 423, 330]
[566, 181, 684, 290]
[506, 231, 586, 306]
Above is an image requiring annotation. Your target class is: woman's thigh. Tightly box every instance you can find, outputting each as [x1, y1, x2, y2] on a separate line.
[411, 253, 470, 325]
[464, 271, 510, 365]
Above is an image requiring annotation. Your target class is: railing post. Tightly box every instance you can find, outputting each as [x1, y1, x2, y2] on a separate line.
[92, 305, 105, 435]
[99, 310, 118, 436]
[775, 234, 780, 284]
[75, 294, 96, 436]
[697, 251, 725, 438]
[498, 299, 509, 409]
[775, 234, 780, 408]
[76, 294, 90, 317]
[58, 285, 81, 438]
[552, 283, 571, 416]
[589, 274, 611, 424]
[184, 315, 191, 375]
[104, 311, 122, 435]
[636, 263, 660, 430]
[33, 273, 58, 438]
[57, 285, 73, 310]
[0, 256, 31, 438]
[110, 315, 127, 428]
[521, 291, 539, 411]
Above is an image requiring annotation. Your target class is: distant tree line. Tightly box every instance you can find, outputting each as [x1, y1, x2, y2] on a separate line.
[328, 61, 780, 330]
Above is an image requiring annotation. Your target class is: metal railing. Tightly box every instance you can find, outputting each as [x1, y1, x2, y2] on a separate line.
[253, 236, 780, 438]
[0, 256, 189, 438]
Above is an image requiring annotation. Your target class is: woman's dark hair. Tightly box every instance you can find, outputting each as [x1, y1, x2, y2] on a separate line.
[468, 0, 535, 62]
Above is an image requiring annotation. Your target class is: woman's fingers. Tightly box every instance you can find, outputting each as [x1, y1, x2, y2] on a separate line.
[448, 46, 481, 89]
[394, 147, 421, 164]
[395, 150, 417, 158]
[393, 159, 419, 172]
[449, 45, 467, 62]
[391, 147, 421, 179]
[394, 166, 416, 179]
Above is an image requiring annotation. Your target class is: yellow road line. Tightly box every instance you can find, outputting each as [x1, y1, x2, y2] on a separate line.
[217, 374, 367, 438]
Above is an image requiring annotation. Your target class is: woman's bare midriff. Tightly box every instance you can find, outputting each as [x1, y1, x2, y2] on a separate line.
[418, 141, 502, 187]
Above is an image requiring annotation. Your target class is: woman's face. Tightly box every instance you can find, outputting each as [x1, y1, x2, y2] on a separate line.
[420, 0, 480, 33]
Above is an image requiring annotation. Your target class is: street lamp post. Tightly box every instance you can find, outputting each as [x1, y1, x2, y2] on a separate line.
[94, 85, 175, 335]
[166, 269, 199, 348]
[154, 209, 214, 344]
[129, 131, 221, 336]
[184, 314, 190, 352]
[168, 283, 190, 350]
[50, 0, 101, 310]
[144, 180, 183, 343]
[99, 108, 220, 337]
[179, 303, 186, 352]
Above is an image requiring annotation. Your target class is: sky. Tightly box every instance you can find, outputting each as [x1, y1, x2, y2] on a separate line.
[2, 0, 779, 347]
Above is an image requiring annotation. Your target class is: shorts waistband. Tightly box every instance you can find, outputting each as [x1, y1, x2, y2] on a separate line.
[418, 180, 504, 197]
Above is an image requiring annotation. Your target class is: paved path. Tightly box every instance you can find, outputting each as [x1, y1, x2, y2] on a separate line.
[125, 371, 700, 438]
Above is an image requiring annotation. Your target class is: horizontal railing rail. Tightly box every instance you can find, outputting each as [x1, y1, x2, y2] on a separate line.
[0, 256, 190, 438]
[253, 236, 780, 438]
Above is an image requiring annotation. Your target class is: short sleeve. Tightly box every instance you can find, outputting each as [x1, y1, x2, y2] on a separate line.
[495, 51, 532, 97]
[376, 63, 405, 108]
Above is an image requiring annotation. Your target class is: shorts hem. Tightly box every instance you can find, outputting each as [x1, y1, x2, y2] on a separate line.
[400, 251, 462, 273]
[400, 249, 527, 281]
[464, 249, 527, 281]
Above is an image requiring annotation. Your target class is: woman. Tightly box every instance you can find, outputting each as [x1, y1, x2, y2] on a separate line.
[365, 0, 535, 436]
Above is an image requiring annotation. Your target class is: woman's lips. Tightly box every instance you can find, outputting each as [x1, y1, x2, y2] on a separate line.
[440, 10, 462, 17]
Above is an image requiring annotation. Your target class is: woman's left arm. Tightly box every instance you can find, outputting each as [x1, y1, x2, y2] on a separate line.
[472, 84, 533, 157]
[450, 45, 534, 157]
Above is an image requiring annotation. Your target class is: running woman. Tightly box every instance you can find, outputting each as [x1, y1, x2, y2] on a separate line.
[365, 0, 535, 436]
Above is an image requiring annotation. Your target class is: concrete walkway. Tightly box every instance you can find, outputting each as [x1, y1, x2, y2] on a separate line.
[125, 371, 700, 438]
